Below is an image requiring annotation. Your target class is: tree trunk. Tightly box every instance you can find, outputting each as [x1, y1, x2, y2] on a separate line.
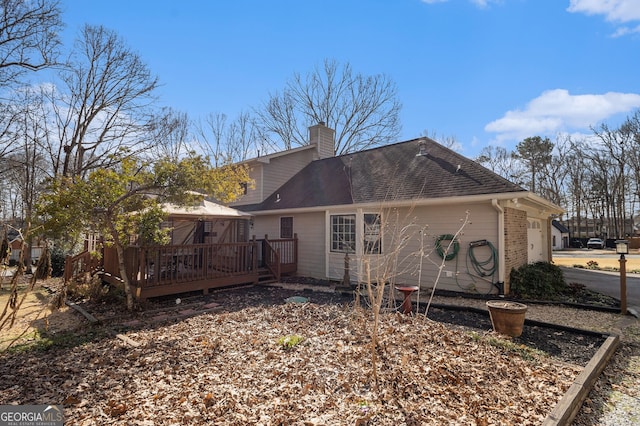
[114, 241, 135, 310]
[105, 216, 135, 310]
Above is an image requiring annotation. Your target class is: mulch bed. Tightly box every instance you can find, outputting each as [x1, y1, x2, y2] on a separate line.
[126, 284, 607, 366]
[1, 284, 586, 425]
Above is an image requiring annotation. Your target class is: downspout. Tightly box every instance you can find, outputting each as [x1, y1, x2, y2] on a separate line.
[492, 199, 506, 295]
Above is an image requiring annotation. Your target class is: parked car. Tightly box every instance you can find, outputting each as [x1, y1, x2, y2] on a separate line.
[587, 238, 605, 249]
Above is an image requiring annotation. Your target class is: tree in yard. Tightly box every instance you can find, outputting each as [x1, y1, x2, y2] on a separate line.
[196, 111, 267, 165]
[0, 0, 62, 87]
[255, 59, 402, 155]
[355, 206, 471, 391]
[147, 107, 192, 162]
[590, 120, 633, 238]
[536, 134, 572, 211]
[0, 0, 62, 166]
[514, 136, 553, 194]
[48, 24, 160, 179]
[475, 145, 523, 183]
[37, 153, 251, 310]
[1, 85, 52, 271]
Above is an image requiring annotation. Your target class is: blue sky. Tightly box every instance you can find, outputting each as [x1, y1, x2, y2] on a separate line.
[60, 0, 640, 156]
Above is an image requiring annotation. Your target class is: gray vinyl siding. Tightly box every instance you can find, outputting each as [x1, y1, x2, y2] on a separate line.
[261, 151, 316, 202]
[251, 211, 326, 279]
[293, 212, 326, 278]
[326, 202, 500, 295]
[230, 164, 263, 207]
[231, 149, 317, 207]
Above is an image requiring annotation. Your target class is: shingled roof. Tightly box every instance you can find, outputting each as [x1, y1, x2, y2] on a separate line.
[238, 137, 526, 211]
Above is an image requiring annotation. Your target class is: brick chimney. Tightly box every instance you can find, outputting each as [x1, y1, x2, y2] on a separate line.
[309, 122, 335, 159]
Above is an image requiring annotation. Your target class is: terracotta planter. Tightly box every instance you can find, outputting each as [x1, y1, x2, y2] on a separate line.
[486, 301, 528, 337]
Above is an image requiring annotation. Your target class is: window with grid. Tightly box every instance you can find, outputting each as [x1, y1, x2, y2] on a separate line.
[280, 217, 293, 239]
[331, 214, 356, 253]
[364, 213, 382, 254]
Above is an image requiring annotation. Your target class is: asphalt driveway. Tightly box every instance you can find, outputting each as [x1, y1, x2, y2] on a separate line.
[562, 267, 640, 316]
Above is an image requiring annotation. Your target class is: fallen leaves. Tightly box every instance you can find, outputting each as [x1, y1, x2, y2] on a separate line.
[0, 302, 582, 425]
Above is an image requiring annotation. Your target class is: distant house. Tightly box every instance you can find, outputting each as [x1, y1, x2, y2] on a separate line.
[232, 123, 564, 295]
[551, 220, 570, 250]
[7, 237, 44, 265]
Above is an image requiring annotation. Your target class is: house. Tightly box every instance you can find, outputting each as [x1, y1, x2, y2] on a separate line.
[232, 123, 564, 295]
[551, 220, 570, 250]
[6, 237, 45, 265]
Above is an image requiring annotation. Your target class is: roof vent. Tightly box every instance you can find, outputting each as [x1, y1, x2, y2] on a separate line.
[416, 139, 428, 157]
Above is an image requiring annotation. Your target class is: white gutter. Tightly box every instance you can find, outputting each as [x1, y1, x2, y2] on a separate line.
[492, 199, 506, 294]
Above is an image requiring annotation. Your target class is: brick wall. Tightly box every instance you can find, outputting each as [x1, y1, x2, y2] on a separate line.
[504, 207, 528, 293]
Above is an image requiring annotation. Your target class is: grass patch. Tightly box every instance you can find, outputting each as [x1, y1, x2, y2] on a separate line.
[470, 331, 547, 362]
[5, 328, 108, 354]
[277, 334, 305, 350]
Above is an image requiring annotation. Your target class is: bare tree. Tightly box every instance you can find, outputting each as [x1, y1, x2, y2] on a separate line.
[0, 0, 62, 88]
[148, 107, 192, 161]
[564, 138, 589, 239]
[255, 59, 402, 155]
[421, 129, 462, 152]
[2, 86, 51, 270]
[196, 112, 228, 167]
[591, 121, 633, 238]
[620, 110, 640, 233]
[50, 25, 159, 179]
[196, 111, 267, 165]
[475, 145, 523, 183]
[537, 134, 572, 211]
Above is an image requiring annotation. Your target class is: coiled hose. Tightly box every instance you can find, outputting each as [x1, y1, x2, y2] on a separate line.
[467, 240, 498, 277]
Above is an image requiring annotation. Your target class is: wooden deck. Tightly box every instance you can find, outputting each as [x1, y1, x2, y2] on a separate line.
[67, 236, 297, 301]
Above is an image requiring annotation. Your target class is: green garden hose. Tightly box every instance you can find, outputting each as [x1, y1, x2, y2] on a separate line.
[467, 240, 498, 278]
[435, 234, 459, 261]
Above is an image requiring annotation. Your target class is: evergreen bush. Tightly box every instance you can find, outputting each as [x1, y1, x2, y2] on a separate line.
[50, 246, 66, 277]
[509, 261, 566, 299]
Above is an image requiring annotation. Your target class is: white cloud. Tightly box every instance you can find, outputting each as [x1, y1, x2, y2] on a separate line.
[567, 0, 640, 24]
[612, 24, 640, 37]
[485, 89, 640, 141]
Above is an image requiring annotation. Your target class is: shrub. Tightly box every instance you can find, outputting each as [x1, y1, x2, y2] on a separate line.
[509, 261, 566, 300]
[50, 246, 66, 277]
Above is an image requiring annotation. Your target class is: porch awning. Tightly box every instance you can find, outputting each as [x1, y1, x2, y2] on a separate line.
[162, 199, 253, 220]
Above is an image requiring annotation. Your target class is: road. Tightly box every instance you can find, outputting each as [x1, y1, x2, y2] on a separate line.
[561, 267, 640, 317]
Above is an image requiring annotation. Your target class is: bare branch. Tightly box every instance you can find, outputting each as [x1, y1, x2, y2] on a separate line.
[0, 0, 62, 86]
[256, 59, 402, 155]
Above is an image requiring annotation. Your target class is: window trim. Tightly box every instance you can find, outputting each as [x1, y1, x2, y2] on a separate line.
[280, 216, 293, 239]
[363, 213, 382, 254]
[330, 214, 356, 253]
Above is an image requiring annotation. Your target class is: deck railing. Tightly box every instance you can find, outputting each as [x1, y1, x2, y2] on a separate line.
[70, 237, 297, 300]
[64, 250, 101, 282]
[104, 242, 257, 286]
[257, 234, 298, 280]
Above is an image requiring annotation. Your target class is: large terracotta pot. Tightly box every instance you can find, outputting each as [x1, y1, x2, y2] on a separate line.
[486, 300, 528, 337]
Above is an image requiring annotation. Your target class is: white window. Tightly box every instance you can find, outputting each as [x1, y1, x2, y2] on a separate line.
[364, 213, 382, 254]
[331, 214, 356, 253]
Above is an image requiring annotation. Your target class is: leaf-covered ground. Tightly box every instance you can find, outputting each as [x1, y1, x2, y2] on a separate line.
[1, 300, 581, 425]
